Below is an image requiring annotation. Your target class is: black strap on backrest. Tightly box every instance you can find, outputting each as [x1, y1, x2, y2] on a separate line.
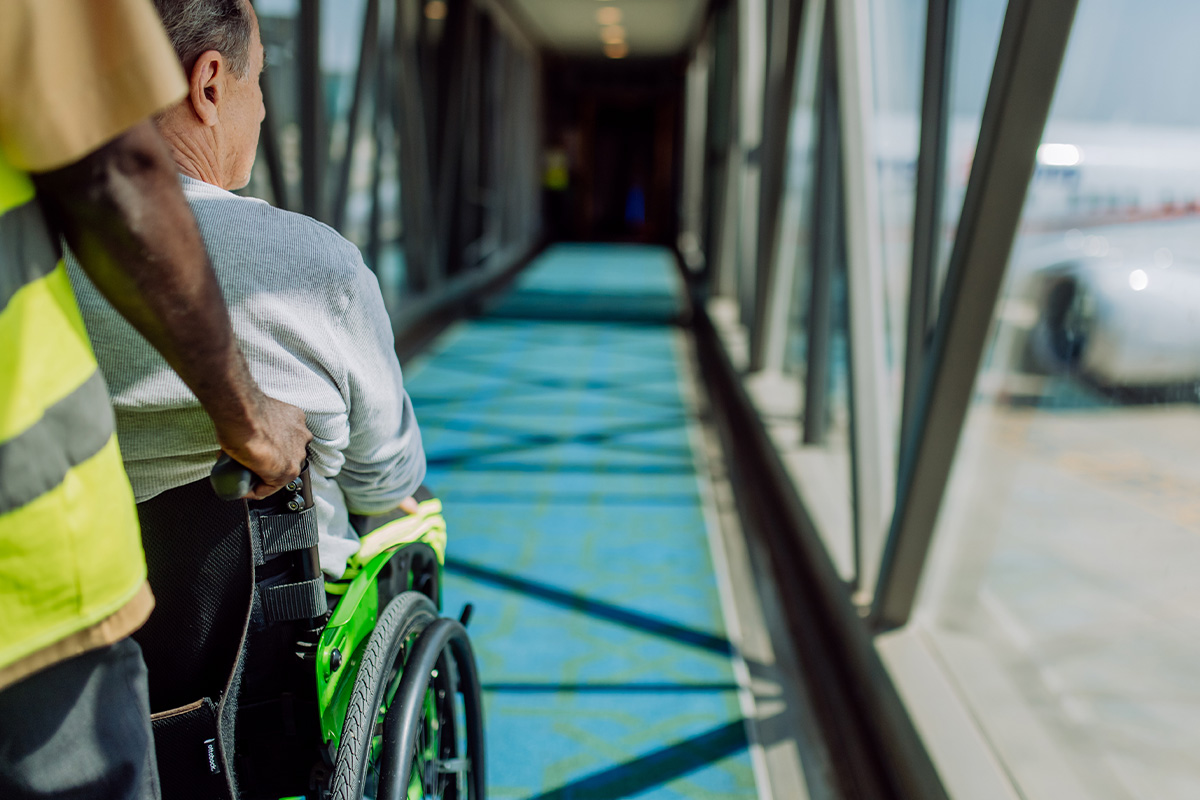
[251, 506, 320, 564]
[261, 576, 326, 621]
[248, 504, 326, 621]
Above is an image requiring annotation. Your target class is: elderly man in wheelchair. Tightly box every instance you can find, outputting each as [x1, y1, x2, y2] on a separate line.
[64, 1, 483, 798]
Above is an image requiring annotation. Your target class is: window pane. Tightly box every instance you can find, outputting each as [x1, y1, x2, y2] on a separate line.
[938, 0, 1008, 285]
[372, 0, 405, 302]
[782, 116, 818, 375]
[320, 0, 369, 216]
[256, 0, 302, 207]
[914, 2, 1200, 796]
[783, 14, 857, 580]
[867, 0, 926, 425]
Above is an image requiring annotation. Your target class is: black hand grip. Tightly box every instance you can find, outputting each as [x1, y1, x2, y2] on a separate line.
[210, 453, 258, 501]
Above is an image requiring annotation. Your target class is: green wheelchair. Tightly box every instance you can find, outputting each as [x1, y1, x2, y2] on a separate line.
[132, 458, 484, 800]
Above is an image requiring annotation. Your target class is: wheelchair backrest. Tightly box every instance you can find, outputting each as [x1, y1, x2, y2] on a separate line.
[135, 472, 327, 800]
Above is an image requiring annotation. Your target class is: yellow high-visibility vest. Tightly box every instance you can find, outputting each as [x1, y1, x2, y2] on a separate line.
[0, 150, 145, 672]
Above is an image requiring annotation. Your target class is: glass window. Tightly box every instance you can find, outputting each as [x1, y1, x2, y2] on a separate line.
[255, 0, 302, 207]
[938, 0, 1008, 287]
[913, 1, 1200, 796]
[782, 10, 857, 581]
[370, 0, 405, 302]
[866, 0, 926, 417]
[320, 0, 369, 217]
[781, 106, 819, 377]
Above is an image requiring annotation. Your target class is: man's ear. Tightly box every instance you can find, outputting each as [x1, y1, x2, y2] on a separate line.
[188, 50, 226, 126]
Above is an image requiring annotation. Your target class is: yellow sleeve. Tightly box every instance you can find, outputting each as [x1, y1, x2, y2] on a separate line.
[0, 0, 188, 172]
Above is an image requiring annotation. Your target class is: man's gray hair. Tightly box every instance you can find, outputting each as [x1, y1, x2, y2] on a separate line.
[152, 0, 253, 78]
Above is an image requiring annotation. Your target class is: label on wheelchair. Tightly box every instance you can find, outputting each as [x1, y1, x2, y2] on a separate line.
[203, 738, 220, 775]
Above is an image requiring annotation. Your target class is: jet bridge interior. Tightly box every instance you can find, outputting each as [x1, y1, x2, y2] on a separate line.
[242, 0, 1200, 797]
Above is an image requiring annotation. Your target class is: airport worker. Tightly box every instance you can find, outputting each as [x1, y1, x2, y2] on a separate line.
[0, 1, 311, 798]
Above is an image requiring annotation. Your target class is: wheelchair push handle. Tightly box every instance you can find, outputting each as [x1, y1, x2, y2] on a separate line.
[210, 453, 312, 506]
[210, 453, 259, 500]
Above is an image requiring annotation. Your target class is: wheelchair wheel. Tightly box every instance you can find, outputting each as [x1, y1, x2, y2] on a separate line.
[327, 592, 484, 800]
[329, 592, 436, 799]
[378, 617, 484, 800]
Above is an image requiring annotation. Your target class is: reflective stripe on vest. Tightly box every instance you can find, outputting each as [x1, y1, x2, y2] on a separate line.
[0, 151, 145, 671]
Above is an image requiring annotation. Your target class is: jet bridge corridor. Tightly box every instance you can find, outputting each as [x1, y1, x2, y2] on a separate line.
[40, 0, 1200, 797]
[404, 245, 766, 799]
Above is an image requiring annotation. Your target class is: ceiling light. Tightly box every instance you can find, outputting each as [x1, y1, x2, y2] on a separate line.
[596, 6, 622, 25]
[424, 1, 447, 20]
[604, 42, 629, 59]
[600, 25, 625, 44]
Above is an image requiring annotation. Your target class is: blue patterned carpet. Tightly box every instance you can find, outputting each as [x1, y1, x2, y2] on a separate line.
[403, 245, 757, 799]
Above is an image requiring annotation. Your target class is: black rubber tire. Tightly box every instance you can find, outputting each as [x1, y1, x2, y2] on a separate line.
[411, 647, 462, 799]
[443, 629, 486, 800]
[376, 619, 486, 800]
[328, 591, 438, 799]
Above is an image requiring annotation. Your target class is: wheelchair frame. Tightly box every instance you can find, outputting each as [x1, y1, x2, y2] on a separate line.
[136, 466, 484, 800]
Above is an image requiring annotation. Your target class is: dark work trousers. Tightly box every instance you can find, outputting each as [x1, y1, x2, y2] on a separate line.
[0, 638, 160, 800]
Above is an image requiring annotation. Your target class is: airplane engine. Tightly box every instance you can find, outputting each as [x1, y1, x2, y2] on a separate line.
[1030, 258, 1200, 389]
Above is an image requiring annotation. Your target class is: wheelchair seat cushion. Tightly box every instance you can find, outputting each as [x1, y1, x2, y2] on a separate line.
[346, 497, 446, 574]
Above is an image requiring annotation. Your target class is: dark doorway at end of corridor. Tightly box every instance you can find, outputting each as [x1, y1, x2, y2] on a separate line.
[542, 57, 683, 246]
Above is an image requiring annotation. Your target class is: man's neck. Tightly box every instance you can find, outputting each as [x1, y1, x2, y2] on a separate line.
[158, 118, 225, 189]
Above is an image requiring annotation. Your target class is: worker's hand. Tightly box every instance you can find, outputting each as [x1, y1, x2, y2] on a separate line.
[398, 496, 420, 515]
[216, 393, 312, 499]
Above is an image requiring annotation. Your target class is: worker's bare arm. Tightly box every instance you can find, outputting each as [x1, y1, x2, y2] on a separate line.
[32, 120, 310, 498]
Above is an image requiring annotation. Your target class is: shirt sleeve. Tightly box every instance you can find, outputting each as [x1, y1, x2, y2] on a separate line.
[333, 259, 428, 514]
[0, 0, 187, 172]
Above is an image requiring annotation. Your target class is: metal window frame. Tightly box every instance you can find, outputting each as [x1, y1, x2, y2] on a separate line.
[394, 0, 441, 293]
[749, 0, 809, 372]
[872, 0, 1080, 630]
[759, 0, 826, 375]
[679, 33, 712, 268]
[370, 0, 402, 276]
[256, 66, 291, 212]
[898, 0, 956, 460]
[433, 0, 477, 275]
[801, 11, 841, 449]
[330, 0, 381, 232]
[249, 0, 541, 315]
[735, 0, 768, 328]
[299, 0, 326, 222]
[704, 2, 740, 299]
[832, 0, 897, 600]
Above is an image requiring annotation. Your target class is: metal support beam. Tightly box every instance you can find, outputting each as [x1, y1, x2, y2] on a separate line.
[703, 3, 737, 295]
[459, 17, 483, 267]
[680, 33, 711, 269]
[366, 10, 392, 273]
[332, 0, 381, 231]
[434, 2, 478, 276]
[258, 67, 290, 211]
[898, 0, 956, 462]
[803, 17, 840, 448]
[832, 0, 897, 598]
[749, 0, 806, 370]
[735, 0, 767, 327]
[872, 0, 1080, 630]
[299, 0, 325, 221]
[394, 0, 442, 292]
[760, 0, 825, 374]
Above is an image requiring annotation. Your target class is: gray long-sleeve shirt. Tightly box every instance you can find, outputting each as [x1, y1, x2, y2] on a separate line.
[66, 175, 425, 578]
